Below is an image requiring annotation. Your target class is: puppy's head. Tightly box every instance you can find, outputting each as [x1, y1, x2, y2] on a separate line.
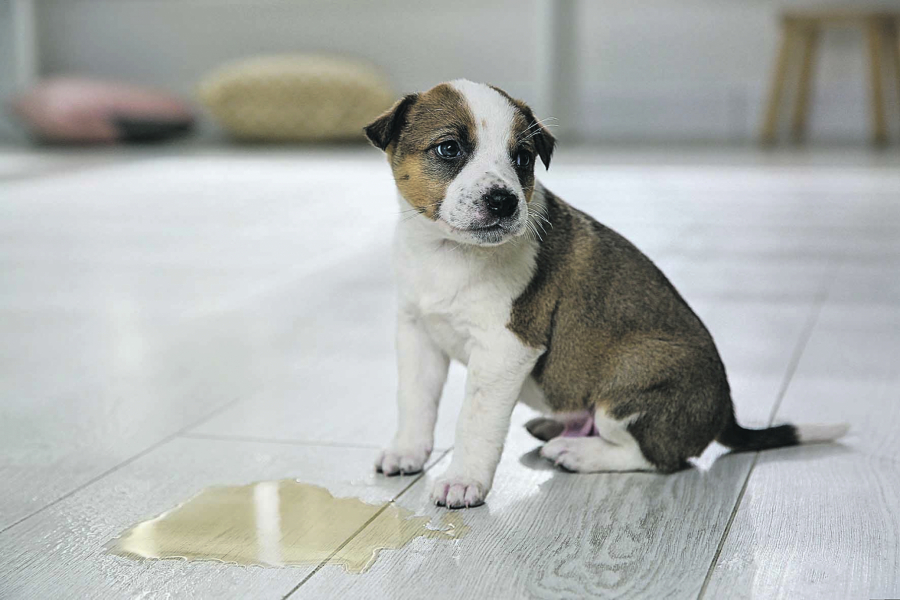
[365, 80, 555, 246]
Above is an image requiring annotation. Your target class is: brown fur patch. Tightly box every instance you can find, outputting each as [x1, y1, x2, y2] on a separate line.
[509, 109, 538, 203]
[508, 189, 733, 472]
[386, 84, 477, 220]
[365, 94, 418, 151]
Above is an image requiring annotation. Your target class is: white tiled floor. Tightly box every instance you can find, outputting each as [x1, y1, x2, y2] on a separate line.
[0, 145, 898, 599]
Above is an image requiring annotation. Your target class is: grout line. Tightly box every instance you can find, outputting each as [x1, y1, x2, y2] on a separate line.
[697, 452, 760, 598]
[0, 397, 242, 537]
[697, 287, 829, 599]
[179, 431, 385, 450]
[764, 295, 827, 429]
[281, 448, 453, 599]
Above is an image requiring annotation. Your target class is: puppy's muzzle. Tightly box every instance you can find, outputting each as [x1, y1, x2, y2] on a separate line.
[484, 187, 518, 219]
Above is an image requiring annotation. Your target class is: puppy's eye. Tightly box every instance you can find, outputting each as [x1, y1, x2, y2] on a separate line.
[515, 150, 532, 168]
[435, 140, 461, 159]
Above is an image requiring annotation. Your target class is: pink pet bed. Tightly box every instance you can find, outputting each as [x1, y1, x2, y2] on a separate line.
[9, 78, 195, 144]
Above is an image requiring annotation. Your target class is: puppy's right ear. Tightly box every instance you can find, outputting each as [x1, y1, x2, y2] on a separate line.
[364, 94, 418, 151]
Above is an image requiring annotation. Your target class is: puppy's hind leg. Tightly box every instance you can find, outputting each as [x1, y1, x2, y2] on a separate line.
[525, 417, 564, 442]
[540, 437, 656, 473]
[540, 408, 656, 473]
[525, 410, 595, 442]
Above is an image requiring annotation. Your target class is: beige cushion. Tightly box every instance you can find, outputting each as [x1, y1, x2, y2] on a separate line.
[198, 55, 395, 142]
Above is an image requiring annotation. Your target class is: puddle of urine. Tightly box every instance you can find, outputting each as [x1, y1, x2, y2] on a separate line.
[107, 480, 467, 573]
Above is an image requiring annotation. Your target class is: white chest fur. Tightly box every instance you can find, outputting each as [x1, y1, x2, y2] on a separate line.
[393, 214, 539, 365]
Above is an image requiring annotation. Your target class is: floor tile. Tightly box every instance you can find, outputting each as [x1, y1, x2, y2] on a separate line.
[785, 303, 900, 381]
[1, 146, 898, 599]
[828, 263, 900, 305]
[666, 223, 900, 265]
[702, 298, 900, 598]
[690, 299, 814, 379]
[0, 148, 129, 181]
[661, 257, 834, 302]
[701, 450, 900, 600]
[0, 154, 400, 530]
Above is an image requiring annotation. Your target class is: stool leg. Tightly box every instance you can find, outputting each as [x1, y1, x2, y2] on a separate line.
[866, 20, 888, 146]
[889, 21, 900, 127]
[761, 21, 796, 145]
[792, 24, 819, 142]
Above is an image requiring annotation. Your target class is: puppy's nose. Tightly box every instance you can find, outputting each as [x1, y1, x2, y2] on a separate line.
[484, 187, 518, 218]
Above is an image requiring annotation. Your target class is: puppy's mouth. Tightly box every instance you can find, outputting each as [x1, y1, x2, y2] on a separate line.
[467, 220, 505, 233]
[442, 218, 522, 246]
[435, 204, 526, 245]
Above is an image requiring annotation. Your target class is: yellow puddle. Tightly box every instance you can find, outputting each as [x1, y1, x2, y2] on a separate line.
[108, 480, 468, 573]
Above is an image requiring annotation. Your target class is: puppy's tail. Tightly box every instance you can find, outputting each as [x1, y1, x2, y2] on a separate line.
[717, 416, 849, 453]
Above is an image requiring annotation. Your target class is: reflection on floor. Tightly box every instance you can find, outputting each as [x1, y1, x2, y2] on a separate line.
[1, 145, 899, 599]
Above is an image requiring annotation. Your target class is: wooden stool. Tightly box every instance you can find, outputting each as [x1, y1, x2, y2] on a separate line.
[760, 9, 900, 145]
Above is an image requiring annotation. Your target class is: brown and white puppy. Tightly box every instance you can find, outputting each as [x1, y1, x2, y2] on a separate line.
[366, 80, 847, 509]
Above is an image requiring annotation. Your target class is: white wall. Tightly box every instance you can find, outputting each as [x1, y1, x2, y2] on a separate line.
[576, 0, 900, 142]
[30, 0, 543, 140]
[2, 0, 898, 143]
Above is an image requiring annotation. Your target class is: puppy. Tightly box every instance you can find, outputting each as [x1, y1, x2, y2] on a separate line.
[365, 80, 847, 509]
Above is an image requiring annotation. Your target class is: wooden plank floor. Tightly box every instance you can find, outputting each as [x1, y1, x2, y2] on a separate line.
[0, 146, 898, 599]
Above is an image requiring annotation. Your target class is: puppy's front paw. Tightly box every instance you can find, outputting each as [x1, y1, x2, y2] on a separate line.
[375, 441, 432, 476]
[430, 475, 487, 509]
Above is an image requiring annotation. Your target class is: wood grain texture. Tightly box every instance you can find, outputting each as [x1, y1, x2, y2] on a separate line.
[703, 450, 900, 600]
[298, 428, 758, 600]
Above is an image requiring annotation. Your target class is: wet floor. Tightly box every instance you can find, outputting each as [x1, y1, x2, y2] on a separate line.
[109, 480, 468, 573]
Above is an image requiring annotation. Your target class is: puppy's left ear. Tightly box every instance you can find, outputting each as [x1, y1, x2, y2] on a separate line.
[526, 110, 556, 170]
[490, 85, 556, 169]
[364, 93, 418, 151]
[510, 99, 555, 170]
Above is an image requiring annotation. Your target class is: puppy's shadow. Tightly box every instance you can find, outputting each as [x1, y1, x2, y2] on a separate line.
[518, 445, 557, 471]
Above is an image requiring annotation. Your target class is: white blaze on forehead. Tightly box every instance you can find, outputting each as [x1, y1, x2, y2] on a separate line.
[447, 79, 522, 197]
[449, 79, 517, 160]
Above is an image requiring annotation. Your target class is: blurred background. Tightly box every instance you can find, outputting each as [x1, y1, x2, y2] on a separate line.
[2, 0, 900, 145]
[2, 2, 900, 598]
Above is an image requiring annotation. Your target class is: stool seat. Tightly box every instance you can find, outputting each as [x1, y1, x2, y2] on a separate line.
[761, 8, 900, 145]
[783, 9, 899, 24]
